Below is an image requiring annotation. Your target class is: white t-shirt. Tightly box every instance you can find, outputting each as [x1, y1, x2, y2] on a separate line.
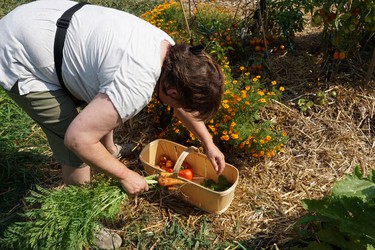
[0, 0, 175, 121]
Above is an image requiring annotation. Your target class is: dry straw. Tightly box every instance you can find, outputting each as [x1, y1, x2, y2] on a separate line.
[113, 24, 374, 246]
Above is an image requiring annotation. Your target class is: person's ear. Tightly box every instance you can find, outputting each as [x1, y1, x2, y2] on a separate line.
[166, 88, 179, 99]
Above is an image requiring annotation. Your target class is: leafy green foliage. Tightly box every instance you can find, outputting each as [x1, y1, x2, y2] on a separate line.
[265, 0, 312, 43]
[293, 166, 375, 249]
[201, 175, 232, 191]
[0, 181, 127, 250]
[85, 0, 163, 16]
[310, 0, 374, 57]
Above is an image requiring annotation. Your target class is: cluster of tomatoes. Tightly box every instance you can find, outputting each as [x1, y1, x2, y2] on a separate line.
[155, 155, 194, 181]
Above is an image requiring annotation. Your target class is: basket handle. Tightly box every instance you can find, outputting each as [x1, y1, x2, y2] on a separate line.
[172, 146, 198, 178]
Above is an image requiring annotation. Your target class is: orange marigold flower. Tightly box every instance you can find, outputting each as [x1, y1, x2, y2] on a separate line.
[208, 125, 216, 132]
[220, 135, 230, 141]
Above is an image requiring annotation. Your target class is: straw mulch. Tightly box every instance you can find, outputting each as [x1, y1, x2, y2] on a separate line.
[111, 24, 375, 249]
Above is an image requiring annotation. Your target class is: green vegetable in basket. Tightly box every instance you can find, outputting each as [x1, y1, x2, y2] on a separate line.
[201, 175, 231, 191]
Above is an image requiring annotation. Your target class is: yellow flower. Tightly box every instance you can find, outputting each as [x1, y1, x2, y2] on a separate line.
[239, 66, 245, 71]
[280, 86, 285, 91]
[245, 86, 250, 91]
[245, 72, 250, 76]
[258, 98, 266, 103]
[189, 132, 196, 140]
[232, 80, 238, 84]
[256, 75, 261, 79]
[231, 133, 239, 139]
[271, 80, 277, 85]
[252, 77, 258, 82]
[257, 90, 264, 96]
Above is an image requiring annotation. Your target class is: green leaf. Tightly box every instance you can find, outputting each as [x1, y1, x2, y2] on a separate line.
[368, 169, 375, 183]
[302, 196, 375, 244]
[353, 165, 363, 179]
[316, 226, 365, 250]
[305, 241, 335, 250]
[332, 174, 375, 203]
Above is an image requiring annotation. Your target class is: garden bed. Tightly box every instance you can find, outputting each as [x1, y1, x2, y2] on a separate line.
[1, 0, 374, 249]
[113, 25, 374, 248]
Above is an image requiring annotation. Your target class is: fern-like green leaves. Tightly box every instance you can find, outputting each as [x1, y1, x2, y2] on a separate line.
[0, 181, 127, 250]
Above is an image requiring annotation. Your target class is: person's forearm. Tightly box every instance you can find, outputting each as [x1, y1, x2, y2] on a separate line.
[174, 108, 214, 148]
[66, 139, 130, 180]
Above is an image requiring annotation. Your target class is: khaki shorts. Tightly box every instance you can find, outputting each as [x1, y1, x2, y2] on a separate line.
[5, 83, 85, 167]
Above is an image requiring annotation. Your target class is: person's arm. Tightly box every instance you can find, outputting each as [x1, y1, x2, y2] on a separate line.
[174, 108, 225, 174]
[64, 93, 148, 195]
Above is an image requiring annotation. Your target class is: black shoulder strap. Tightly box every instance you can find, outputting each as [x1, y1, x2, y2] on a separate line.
[53, 3, 87, 94]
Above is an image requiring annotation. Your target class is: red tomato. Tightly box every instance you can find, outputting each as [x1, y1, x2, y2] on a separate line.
[178, 169, 193, 181]
[161, 166, 173, 173]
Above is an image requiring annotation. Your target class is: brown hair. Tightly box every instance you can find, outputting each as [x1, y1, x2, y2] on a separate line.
[160, 43, 224, 121]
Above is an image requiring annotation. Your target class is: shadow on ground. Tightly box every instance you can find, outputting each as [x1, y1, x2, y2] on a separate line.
[0, 139, 59, 234]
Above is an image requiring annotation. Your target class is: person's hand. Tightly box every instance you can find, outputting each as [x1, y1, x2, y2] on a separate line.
[118, 170, 149, 195]
[204, 143, 226, 175]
